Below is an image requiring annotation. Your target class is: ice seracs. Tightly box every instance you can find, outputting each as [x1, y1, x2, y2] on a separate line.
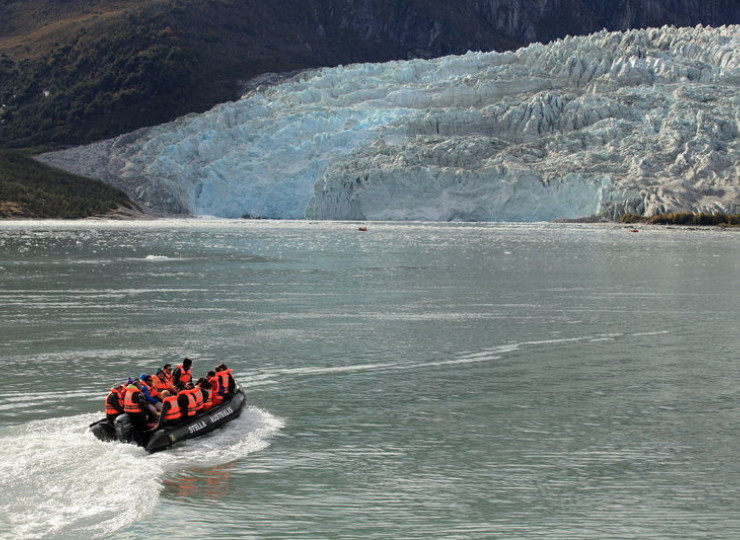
[40, 25, 740, 221]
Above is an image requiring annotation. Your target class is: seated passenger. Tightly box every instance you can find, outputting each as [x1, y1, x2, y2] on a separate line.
[207, 370, 223, 407]
[159, 390, 182, 427]
[139, 374, 162, 413]
[151, 369, 176, 395]
[182, 381, 204, 414]
[123, 379, 149, 432]
[215, 364, 235, 400]
[177, 389, 192, 420]
[198, 378, 213, 411]
[180, 383, 198, 419]
[105, 384, 125, 423]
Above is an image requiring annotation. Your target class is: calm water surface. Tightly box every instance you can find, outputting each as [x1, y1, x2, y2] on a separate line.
[1, 220, 739, 539]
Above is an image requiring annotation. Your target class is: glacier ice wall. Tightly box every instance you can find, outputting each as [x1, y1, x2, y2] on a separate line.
[41, 25, 740, 220]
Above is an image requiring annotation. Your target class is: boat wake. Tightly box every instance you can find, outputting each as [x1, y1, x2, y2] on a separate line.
[0, 406, 282, 539]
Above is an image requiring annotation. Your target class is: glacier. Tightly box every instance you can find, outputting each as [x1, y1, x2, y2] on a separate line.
[40, 25, 740, 221]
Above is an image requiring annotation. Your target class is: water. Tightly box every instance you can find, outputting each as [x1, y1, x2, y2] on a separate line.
[1, 220, 740, 539]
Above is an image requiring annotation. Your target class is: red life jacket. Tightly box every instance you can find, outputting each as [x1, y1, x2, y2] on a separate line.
[123, 386, 144, 414]
[104, 387, 123, 415]
[162, 395, 182, 422]
[176, 364, 192, 384]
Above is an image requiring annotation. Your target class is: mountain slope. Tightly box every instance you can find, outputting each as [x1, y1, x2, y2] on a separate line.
[1, 0, 739, 149]
[0, 150, 137, 218]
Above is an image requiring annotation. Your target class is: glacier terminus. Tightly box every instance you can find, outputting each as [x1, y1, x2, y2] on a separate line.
[40, 25, 740, 221]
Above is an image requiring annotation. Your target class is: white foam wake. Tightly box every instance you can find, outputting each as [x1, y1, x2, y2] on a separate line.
[0, 407, 282, 538]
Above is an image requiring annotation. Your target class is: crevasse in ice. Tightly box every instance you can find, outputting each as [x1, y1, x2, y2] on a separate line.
[40, 25, 740, 220]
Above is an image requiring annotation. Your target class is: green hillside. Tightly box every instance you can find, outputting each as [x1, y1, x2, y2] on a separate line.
[0, 150, 137, 218]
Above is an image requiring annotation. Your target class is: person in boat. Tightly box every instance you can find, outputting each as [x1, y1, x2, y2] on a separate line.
[123, 379, 149, 432]
[192, 381, 205, 413]
[139, 374, 162, 413]
[178, 384, 196, 420]
[207, 370, 223, 408]
[215, 364, 235, 400]
[182, 381, 204, 415]
[104, 384, 125, 423]
[151, 368, 176, 396]
[198, 378, 213, 411]
[173, 358, 193, 389]
[158, 390, 182, 428]
[161, 364, 174, 385]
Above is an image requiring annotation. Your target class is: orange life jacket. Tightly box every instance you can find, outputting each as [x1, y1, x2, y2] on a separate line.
[209, 375, 223, 405]
[123, 386, 144, 414]
[217, 369, 231, 395]
[162, 395, 182, 422]
[152, 374, 168, 393]
[176, 364, 192, 384]
[183, 391, 197, 417]
[191, 386, 204, 411]
[141, 381, 159, 400]
[104, 387, 123, 415]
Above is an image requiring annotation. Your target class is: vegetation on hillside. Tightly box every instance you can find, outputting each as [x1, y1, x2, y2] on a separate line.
[0, 2, 199, 148]
[620, 212, 740, 227]
[0, 0, 352, 149]
[0, 150, 137, 218]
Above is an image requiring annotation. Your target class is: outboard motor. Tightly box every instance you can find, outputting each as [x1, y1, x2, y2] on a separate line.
[114, 414, 135, 443]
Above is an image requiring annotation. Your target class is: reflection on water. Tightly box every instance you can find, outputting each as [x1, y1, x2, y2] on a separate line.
[163, 462, 237, 502]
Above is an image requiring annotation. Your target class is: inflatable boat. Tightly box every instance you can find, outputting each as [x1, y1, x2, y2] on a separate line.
[90, 389, 246, 453]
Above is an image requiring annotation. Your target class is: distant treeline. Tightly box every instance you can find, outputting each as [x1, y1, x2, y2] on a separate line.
[621, 213, 740, 226]
[0, 151, 136, 218]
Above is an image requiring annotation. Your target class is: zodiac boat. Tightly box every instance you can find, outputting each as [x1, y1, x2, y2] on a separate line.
[89, 389, 246, 453]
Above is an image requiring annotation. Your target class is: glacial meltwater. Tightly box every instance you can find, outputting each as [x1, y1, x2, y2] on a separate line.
[1, 220, 740, 539]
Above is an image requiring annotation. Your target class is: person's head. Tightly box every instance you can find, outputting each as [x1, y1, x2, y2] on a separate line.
[140, 374, 152, 385]
[198, 377, 209, 387]
[183, 358, 192, 368]
[185, 381, 194, 389]
[161, 390, 171, 398]
[207, 370, 215, 378]
[163, 364, 172, 373]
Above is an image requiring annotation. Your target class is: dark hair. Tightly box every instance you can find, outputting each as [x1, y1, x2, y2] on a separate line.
[183, 358, 192, 367]
[163, 364, 172, 370]
[207, 370, 215, 378]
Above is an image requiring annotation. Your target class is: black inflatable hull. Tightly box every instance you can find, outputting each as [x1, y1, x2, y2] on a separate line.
[89, 390, 246, 453]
